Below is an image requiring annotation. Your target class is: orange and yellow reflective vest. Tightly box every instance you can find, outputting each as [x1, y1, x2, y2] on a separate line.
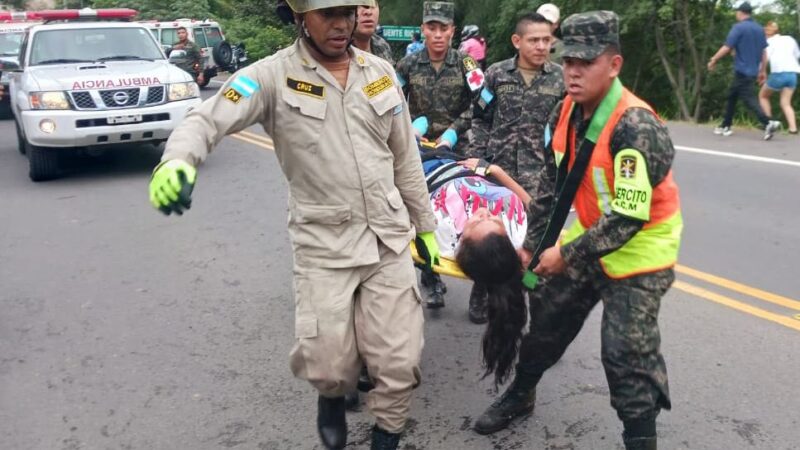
[552, 79, 683, 279]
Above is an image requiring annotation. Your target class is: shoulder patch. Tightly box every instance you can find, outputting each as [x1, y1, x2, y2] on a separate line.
[363, 75, 394, 99]
[478, 87, 494, 109]
[224, 88, 244, 104]
[466, 68, 485, 91]
[230, 75, 259, 98]
[463, 56, 478, 72]
[286, 77, 325, 99]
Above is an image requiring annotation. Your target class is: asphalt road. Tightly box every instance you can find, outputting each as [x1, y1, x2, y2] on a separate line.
[1, 85, 799, 450]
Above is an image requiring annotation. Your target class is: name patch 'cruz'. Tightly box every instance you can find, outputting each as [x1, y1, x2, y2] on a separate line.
[287, 77, 325, 99]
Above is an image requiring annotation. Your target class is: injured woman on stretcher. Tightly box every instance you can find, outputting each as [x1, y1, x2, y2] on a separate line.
[415, 143, 535, 384]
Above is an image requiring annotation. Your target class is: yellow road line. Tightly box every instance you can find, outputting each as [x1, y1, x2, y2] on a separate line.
[674, 280, 800, 332]
[676, 264, 800, 311]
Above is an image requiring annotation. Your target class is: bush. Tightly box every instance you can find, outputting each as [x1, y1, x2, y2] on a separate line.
[220, 18, 295, 62]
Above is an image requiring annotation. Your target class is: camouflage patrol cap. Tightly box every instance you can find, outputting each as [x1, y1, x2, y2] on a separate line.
[286, 0, 375, 13]
[423, 1, 454, 24]
[560, 10, 620, 60]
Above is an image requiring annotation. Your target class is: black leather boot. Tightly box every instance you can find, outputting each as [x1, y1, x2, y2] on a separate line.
[421, 271, 446, 309]
[356, 366, 374, 392]
[317, 395, 347, 449]
[473, 375, 537, 435]
[370, 425, 401, 450]
[623, 434, 657, 450]
[468, 283, 488, 324]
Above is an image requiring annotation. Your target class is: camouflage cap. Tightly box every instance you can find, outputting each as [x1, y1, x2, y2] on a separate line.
[560, 10, 619, 60]
[423, 1, 454, 24]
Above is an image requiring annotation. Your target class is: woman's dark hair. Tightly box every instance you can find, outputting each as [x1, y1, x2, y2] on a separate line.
[456, 232, 527, 387]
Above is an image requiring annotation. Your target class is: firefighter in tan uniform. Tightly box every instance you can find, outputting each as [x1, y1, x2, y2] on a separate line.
[148, 1, 439, 449]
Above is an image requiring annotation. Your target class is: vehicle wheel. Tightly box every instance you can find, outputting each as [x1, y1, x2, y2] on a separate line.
[212, 41, 233, 71]
[28, 143, 60, 182]
[15, 119, 26, 155]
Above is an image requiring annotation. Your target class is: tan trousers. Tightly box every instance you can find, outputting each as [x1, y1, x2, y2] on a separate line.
[289, 244, 424, 433]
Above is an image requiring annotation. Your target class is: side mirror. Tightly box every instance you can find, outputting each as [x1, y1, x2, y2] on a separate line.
[162, 44, 173, 56]
[0, 60, 22, 72]
[168, 49, 187, 63]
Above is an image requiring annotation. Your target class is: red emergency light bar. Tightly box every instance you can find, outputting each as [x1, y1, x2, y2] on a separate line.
[0, 8, 138, 22]
[0, 11, 40, 21]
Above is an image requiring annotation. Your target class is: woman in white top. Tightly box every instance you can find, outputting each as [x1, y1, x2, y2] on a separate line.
[759, 21, 800, 134]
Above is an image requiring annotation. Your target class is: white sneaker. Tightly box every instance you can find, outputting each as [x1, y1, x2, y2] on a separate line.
[764, 120, 781, 140]
[714, 126, 733, 136]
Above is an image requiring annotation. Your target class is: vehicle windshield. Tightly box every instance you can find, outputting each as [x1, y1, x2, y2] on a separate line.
[0, 32, 24, 57]
[29, 27, 164, 65]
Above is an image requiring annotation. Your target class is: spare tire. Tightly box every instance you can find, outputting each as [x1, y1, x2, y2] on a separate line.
[213, 41, 233, 71]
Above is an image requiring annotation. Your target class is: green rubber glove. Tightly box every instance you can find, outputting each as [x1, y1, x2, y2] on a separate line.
[415, 231, 440, 269]
[149, 159, 197, 216]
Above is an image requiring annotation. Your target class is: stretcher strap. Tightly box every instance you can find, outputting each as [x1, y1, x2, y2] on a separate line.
[524, 120, 596, 289]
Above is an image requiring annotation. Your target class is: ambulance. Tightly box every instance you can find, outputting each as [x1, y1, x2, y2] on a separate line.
[0, 15, 39, 117]
[0, 8, 202, 181]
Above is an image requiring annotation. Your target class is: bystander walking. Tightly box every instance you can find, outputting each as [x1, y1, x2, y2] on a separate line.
[758, 21, 800, 135]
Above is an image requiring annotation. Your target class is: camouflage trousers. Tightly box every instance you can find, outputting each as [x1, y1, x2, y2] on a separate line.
[516, 265, 675, 422]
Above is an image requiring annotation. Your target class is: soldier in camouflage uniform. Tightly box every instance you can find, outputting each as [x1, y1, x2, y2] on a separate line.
[353, 2, 395, 65]
[395, 1, 484, 151]
[171, 27, 204, 85]
[466, 12, 564, 324]
[472, 12, 682, 450]
[395, 1, 484, 309]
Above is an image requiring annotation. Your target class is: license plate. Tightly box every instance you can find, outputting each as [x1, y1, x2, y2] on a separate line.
[107, 114, 143, 124]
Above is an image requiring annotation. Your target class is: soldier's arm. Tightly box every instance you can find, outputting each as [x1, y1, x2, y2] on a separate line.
[161, 65, 272, 166]
[560, 108, 674, 276]
[395, 57, 411, 98]
[387, 83, 437, 233]
[522, 102, 562, 252]
[467, 67, 496, 158]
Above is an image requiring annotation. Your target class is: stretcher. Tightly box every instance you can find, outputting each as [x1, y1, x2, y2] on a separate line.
[410, 240, 467, 279]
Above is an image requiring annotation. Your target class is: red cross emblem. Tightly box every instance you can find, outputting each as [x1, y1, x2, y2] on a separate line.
[468, 70, 484, 86]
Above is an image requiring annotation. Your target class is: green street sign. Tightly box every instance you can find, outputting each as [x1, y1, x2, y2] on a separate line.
[381, 25, 420, 42]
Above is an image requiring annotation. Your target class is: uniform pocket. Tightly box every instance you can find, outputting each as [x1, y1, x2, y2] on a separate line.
[386, 187, 404, 210]
[295, 316, 318, 339]
[289, 202, 354, 261]
[276, 88, 327, 153]
[294, 203, 351, 225]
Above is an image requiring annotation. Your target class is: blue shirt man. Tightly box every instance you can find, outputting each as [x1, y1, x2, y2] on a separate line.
[725, 16, 767, 76]
[708, 1, 779, 139]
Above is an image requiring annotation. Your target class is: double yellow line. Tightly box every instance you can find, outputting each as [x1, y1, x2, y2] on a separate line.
[227, 130, 800, 333]
[674, 265, 800, 332]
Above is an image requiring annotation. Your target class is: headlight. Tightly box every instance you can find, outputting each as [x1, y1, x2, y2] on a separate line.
[168, 82, 199, 102]
[30, 91, 70, 110]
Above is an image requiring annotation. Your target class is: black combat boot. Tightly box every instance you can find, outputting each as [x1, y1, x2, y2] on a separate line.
[356, 366, 374, 392]
[622, 419, 657, 450]
[468, 283, 488, 324]
[317, 395, 347, 449]
[370, 425, 401, 450]
[420, 271, 446, 309]
[623, 434, 657, 450]
[473, 375, 538, 435]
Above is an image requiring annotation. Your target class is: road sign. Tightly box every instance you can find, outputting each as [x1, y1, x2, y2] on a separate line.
[381, 25, 419, 42]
